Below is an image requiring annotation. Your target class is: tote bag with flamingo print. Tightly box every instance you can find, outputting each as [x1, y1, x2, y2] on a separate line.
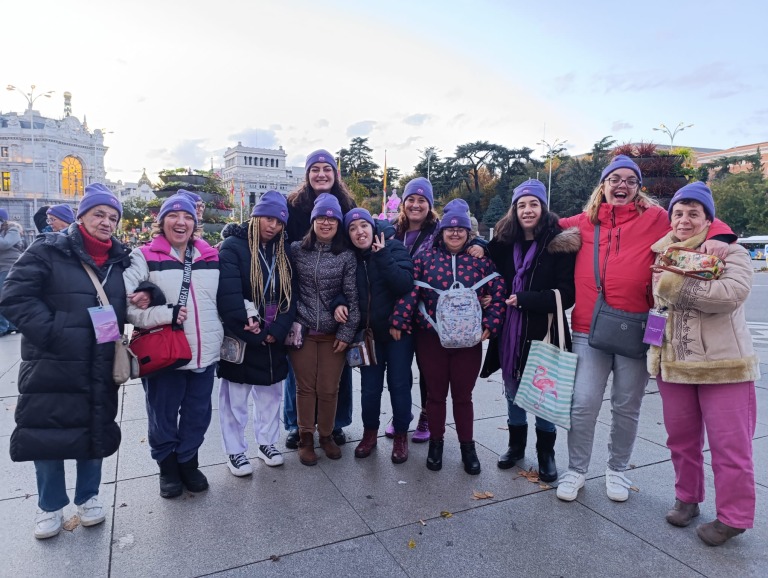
[514, 289, 577, 430]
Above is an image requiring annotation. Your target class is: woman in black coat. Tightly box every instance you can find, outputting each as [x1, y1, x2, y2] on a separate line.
[480, 179, 579, 482]
[340, 209, 414, 463]
[216, 191, 296, 475]
[0, 184, 130, 539]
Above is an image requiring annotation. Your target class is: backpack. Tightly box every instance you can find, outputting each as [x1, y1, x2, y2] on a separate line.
[415, 254, 499, 348]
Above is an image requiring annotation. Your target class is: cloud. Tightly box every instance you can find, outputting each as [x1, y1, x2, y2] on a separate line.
[403, 113, 431, 126]
[136, 95, 147, 103]
[346, 120, 377, 137]
[611, 121, 633, 132]
[228, 128, 278, 148]
[388, 136, 422, 150]
[552, 73, 575, 93]
[596, 62, 751, 97]
[315, 119, 329, 128]
[169, 139, 210, 168]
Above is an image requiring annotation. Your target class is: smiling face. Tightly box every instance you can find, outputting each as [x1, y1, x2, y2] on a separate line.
[403, 194, 430, 228]
[308, 163, 335, 194]
[515, 196, 543, 238]
[348, 219, 373, 250]
[259, 216, 283, 243]
[670, 200, 711, 241]
[313, 216, 339, 243]
[442, 226, 468, 254]
[603, 168, 640, 206]
[161, 210, 196, 250]
[80, 205, 119, 242]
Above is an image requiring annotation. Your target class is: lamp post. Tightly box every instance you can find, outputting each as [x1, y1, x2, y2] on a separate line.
[537, 138, 567, 207]
[419, 146, 440, 181]
[6, 85, 54, 200]
[652, 122, 693, 151]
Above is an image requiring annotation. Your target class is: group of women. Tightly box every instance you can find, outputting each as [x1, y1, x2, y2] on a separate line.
[0, 151, 757, 548]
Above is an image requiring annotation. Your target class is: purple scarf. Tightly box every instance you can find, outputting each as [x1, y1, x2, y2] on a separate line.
[500, 240, 538, 393]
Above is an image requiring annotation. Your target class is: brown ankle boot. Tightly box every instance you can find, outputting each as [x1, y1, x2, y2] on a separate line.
[354, 429, 378, 458]
[391, 432, 408, 464]
[298, 432, 318, 466]
[696, 519, 746, 546]
[665, 499, 700, 527]
[318, 435, 342, 460]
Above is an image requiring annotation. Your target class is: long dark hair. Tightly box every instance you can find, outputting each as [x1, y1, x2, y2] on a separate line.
[493, 201, 560, 245]
[287, 176, 355, 215]
[300, 219, 349, 254]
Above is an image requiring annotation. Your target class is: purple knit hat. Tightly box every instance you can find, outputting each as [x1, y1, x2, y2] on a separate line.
[668, 181, 716, 221]
[251, 190, 289, 225]
[511, 179, 548, 207]
[158, 193, 198, 225]
[403, 177, 434, 208]
[46, 203, 75, 224]
[600, 154, 643, 184]
[305, 149, 338, 175]
[310, 193, 343, 222]
[344, 207, 375, 230]
[77, 183, 123, 219]
[440, 198, 472, 231]
[178, 189, 202, 204]
[0, 208, 9, 222]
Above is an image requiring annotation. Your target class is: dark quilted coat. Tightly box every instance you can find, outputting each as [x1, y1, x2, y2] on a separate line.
[0, 226, 130, 461]
[216, 223, 297, 385]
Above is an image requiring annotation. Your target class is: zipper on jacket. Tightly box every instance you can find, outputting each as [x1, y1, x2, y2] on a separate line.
[615, 228, 621, 255]
[314, 249, 322, 331]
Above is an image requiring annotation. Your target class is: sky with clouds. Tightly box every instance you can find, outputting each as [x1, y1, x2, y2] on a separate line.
[3, 0, 765, 184]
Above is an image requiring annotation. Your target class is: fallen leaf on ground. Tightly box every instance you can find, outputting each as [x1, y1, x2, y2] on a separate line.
[140, 437, 146, 443]
[269, 554, 280, 562]
[440, 511, 453, 518]
[408, 539, 416, 549]
[630, 485, 640, 493]
[63, 515, 80, 531]
[472, 490, 494, 500]
[539, 483, 552, 490]
[514, 467, 540, 483]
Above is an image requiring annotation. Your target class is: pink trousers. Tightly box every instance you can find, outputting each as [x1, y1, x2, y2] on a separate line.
[657, 376, 756, 528]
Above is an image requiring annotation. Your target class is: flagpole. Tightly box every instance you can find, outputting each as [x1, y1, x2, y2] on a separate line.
[382, 149, 387, 216]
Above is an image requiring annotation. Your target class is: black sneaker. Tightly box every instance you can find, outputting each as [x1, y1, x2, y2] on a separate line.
[332, 428, 347, 446]
[285, 429, 299, 449]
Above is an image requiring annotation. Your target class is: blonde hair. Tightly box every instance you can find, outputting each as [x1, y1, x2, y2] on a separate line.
[248, 217, 292, 314]
[583, 183, 660, 224]
[150, 217, 199, 241]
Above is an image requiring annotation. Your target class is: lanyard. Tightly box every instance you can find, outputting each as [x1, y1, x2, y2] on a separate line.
[258, 246, 277, 297]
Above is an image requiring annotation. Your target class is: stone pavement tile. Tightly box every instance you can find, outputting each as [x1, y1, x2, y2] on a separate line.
[317, 435, 544, 534]
[377, 490, 701, 578]
[577, 461, 767, 577]
[213, 535, 408, 578]
[0, 333, 21, 376]
[0, 483, 115, 577]
[0, 395, 17, 436]
[755, 385, 768, 425]
[0, 361, 19, 398]
[109, 461, 371, 578]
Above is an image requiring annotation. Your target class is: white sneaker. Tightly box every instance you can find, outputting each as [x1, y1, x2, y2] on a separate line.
[77, 496, 106, 526]
[605, 468, 632, 502]
[257, 444, 285, 467]
[556, 470, 586, 502]
[227, 453, 253, 476]
[34, 508, 63, 539]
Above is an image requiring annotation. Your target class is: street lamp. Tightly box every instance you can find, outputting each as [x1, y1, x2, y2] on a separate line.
[652, 122, 693, 151]
[537, 138, 567, 207]
[6, 84, 54, 198]
[419, 146, 440, 181]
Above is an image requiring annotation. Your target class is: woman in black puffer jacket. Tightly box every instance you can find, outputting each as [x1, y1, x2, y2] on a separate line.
[0, 184, 130, 539]
[216, 191, 297, 475]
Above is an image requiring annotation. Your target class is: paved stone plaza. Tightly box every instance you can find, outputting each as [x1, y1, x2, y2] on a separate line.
[0, 333, 765, 577]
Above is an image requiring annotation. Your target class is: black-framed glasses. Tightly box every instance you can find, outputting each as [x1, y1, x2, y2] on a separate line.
[444, 227, 466, 236]
[606, 176, 639, 188]
[315, 216, 338, 225]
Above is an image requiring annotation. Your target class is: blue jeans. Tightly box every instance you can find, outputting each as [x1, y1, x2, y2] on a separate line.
[142, 365, 215, 463]
[505, 376, 556, 432]
[34, 459, 102, 512]
[360, 334, 414, 433]
[283, 362, 353, 431]
[0, 271, 17, 334]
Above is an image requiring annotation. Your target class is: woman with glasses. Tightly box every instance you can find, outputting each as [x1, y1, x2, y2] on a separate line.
[289, 193, 359, 465]
[555, 155, 735, 504]
[391, 199, 505, 475]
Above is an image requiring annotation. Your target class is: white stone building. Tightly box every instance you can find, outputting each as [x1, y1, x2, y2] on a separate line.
[221, 143, 304, 208]
[112, 169, 155, 202]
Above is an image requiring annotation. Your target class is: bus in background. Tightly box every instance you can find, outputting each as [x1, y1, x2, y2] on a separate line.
[736, 235, 768, 263]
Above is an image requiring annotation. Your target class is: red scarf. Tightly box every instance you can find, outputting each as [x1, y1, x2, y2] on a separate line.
[78, 224, 112, 267]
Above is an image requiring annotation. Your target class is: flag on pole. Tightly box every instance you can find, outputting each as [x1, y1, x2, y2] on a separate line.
[229, 180, 235, 203]
[382, 150, 388, 215]
[240, 183, 245, 222]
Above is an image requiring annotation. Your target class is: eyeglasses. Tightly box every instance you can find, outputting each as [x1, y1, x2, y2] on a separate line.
[606, 176, 639, 188]
[315, 216, 338, 225]
[443, 227, 467, 236]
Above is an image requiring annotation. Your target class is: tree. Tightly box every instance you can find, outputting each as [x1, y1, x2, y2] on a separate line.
[337, 137, 380, 193]
[711, 172, 768, 236]
[446, 141, 502, 217]
[483, 194, 508, 229]
[120, 197, 148, 228]
[549, 136, 615, 217]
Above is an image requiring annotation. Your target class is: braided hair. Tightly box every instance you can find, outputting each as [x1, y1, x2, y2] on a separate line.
[248, 217, 292, 314]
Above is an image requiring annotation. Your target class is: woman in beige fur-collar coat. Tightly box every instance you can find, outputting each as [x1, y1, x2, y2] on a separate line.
[648, 182, 758, 548]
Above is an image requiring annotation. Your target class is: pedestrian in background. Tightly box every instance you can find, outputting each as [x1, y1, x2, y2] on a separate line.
[0, 208, 24, 336]
[45, 204, 75, 232]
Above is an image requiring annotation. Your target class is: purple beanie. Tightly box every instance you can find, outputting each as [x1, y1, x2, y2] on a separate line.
[158, 193, 198, 225]
[77, 183, 123, 219]
[178, 189, 202, 204]
[440, 198, 472, 231]
[0, 208, 9, 222]
[403, 177, 434, 208]
[600, 154, 643, 184]
[344, 207, 375, 231]
[310, 193, 343, 222]
[252, 190, 289, 225]
[47, 203, 75, 224]
[668, 181, 716, 221]
[305, 149, 338, 174]
[511, 179, 548, 207]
